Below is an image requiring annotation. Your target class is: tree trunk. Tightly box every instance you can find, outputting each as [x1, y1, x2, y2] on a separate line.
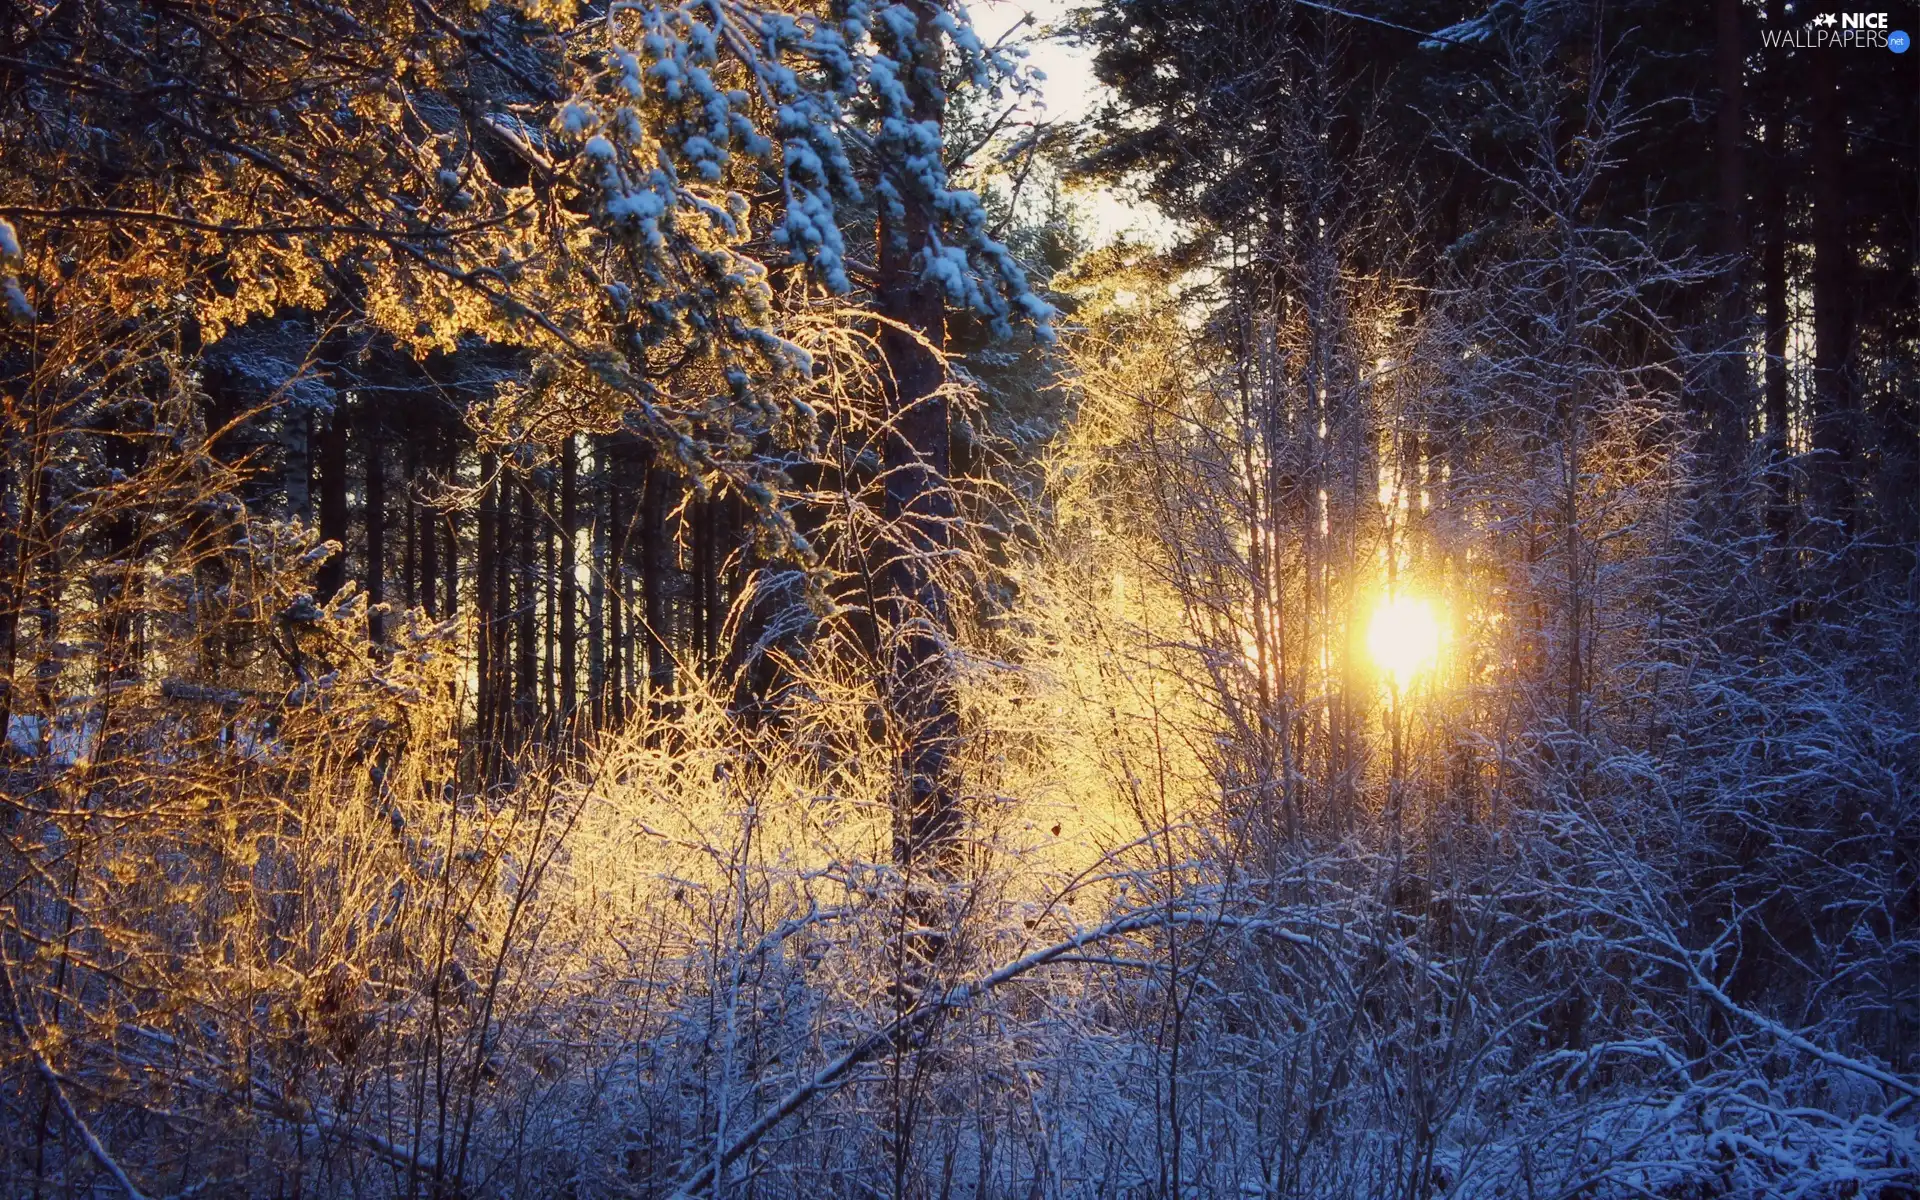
[876, 0, 959, 874]
[497, 467, 519, 743]
[365, 418, 386, 642]
[1712, 0, 1749, 461]
[607, 450, 627, 724]
[709, 495, 732, 674]
[560, 436, 578, 729]
[693, 494, 711, 674]
[317, 403, 348, 601]
[476, 454, 497, 751]
[402, 438, 418, 613]
[589, 439, 606, 729]
[517, 475, 538, 736]
[1809, 51, 1855, 534]
[1762, 0, 1792, 543]
[441, 443, 458, 621]
[419, 444, 440, 620]
[0, 456, 20, 747]
[641, 453, 674, 705]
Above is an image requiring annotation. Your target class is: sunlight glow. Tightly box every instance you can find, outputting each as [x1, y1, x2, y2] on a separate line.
[1367, 594, 1442, 690]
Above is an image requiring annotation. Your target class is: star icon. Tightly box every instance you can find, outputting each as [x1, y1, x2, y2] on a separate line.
[1813, 12, 1837, 26]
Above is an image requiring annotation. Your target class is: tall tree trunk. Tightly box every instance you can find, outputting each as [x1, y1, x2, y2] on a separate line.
[544, 475, 556, 731]
[1713, 0, 1749, 462]
[1762, 0, 1792, 543]
[442, 444, 458, 621]
[517, 476, 538, 736]
[876, 0, 959, 873]
[419, 445, 441, 620]
[693, 494, 711, 674]
[641, 453, 674, 705]
[607, 450, 627, 724]
[496, 466, 517, 744]
[0, 455, 21, 747]
[289, 411, 313, 525]
[365, 419, 386, 642]
[402, 437, 418, 613]
[317, 403, 348, 601]
[1809, 51, 1855, 534]
[477, 455, 497, 753]
[589, 439, 606, 729]
[560, 436, 578, 729]
[708, 495, 731, 674]
[1715, 0, 1745, 266]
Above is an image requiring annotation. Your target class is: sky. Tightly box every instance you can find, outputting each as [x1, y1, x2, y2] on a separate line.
[967, 0, 1100, 123]
[965, 0, 1174, 248]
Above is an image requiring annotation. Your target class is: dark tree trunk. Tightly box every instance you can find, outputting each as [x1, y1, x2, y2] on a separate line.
[589, 439, 606, 730]
[517, 476, 538, 735]
[606, 452, 627, 724]
[1711, 0, 1748, 461]
[624, 549, 638, 715]
[641, 453, 673, 703]
[1809, 52, 1855, 533]
[441, 444, 458, 621]
[402, 438, 418, 613]
[317, 404, 348, 600]
[706, 496, 731, 673]
[476, 456, 496, 750]
[494, 465, 515, 743]
[544, 475, 556, 730]
[0, 457, 20, 745]
[419, 446, 441, 620]
[1715, 0, 1745, 262]
[560, 436, 578, 728]
[723, 493, 745, 680]
[365, 419, 386, 642]
[692, 494, 710, 674]
[876, 0, 959, 873]
[1762, 0, 1792, 543]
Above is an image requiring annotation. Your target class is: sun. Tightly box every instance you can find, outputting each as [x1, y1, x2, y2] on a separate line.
[1367, 594, 1442, 690]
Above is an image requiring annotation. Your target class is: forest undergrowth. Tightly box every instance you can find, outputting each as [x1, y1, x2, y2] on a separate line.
[0, 0, 1914, 1196]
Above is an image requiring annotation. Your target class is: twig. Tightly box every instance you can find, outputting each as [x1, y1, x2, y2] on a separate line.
[0, 962, 154, 1200]
[668, 905, 1312, 1197]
